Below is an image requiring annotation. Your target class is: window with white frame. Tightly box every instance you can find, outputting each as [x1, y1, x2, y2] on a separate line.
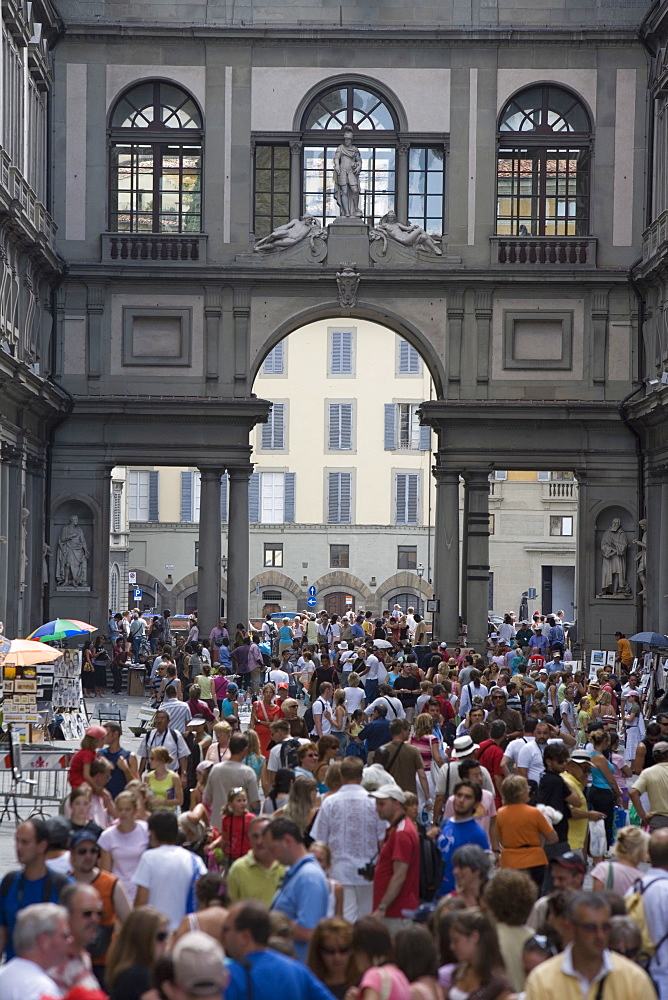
[328, 472, 352, 524]
[261, 403, 285, 450]
[328, 403, 353, 450]
[263, 342, 285, 375]
[249, 471, 295, 524]
[128, 471, 150, 521]
[384, 404, 430, 451]
[111, 482, 123, 532]
[398, 338, 421, 375]
[550, 515, 573, 536]
[329, 329, 354, 375]
[395, 473, 420, 525]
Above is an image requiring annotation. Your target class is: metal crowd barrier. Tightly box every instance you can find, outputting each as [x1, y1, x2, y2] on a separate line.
[0, 746, 72, 821]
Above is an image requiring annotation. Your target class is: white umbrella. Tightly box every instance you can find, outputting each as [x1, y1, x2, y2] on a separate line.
[4, 639, 63, 667]
[373, 639, 392, 649]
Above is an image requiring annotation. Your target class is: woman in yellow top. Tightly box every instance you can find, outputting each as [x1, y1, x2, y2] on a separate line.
[194, 663, 215, 708]
[145, 747, 183, 810]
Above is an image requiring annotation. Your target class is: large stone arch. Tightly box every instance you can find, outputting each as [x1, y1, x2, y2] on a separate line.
[376, 570, 434, 610]
[249, 302, 446, 399]
[292, 74, 409, 133]
[250, 571, 303, 599]
[312, 572, 373, 602]
[171, 570, 229, 611]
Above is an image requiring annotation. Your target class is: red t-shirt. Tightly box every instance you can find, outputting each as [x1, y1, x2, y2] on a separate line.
[475, 740, 504, 808]
[372, 817, 420, 918]
[222, 811, 254, 861]
[68, 748, 97, 788]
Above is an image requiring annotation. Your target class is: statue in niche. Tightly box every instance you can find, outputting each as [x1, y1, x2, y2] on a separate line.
[332, 128, 363, 217]
[633, 518, 647, 596]
[56, 514, 89, 588]
[253, 215, 327, 253]
[19, 508, 29, 595]
[370, 211, 443, 256]
[597, 517, 631, 598]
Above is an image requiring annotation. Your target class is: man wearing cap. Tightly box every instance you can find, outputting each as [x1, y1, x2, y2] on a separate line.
[264, 818, 329, 961]
[223, 901, 335, 1000]
[0, 819, 69, 961]
[370, 784, 420, 928]
[563, 750, 605, 854]
[69, 826, 131, 986]
[629, 740, 668, 832]
[162, 930, 228, 1000]
[433, 735, 495, 823]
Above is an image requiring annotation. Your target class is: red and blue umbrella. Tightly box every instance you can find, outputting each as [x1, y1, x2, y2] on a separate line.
[27, 618, 97, 642]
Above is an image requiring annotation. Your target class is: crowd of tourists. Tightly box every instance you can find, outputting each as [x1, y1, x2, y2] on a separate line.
[2, 605, 668, 1000]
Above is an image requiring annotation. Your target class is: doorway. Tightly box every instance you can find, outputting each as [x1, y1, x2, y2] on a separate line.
[541, 566, 575, 616]
[324, 592, 355, 617]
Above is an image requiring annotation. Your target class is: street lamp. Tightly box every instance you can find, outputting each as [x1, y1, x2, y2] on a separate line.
[416, 563, 424, 615]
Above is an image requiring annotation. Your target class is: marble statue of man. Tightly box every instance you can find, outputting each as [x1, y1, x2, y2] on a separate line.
[332, 128, 363, 217]
[56, 514, 89, 587]
[373, 211, 443, 255]
[634, 518, 647, 595]
[254, 215, 324, 253]
[599, 517, 630, 596]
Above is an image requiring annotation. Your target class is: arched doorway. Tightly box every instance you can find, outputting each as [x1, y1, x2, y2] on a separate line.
[388, 592, 422, 615]
[324, 592, 355, 617]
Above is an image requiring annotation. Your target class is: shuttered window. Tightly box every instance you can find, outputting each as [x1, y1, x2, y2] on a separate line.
[263, 342, 285, 375]
[330, 330, 354, 375]
[250, 472, 295, 524]
[385, 404, 430, 451]
[398, 339, 420, 374]
[261, 403, 285, 450]
[328, 472, 352, 524]
[180, 471, 201, 522]
[395, 473, 419, 525]
[129, 470, 156, 521]
[328, 403, 353, 450]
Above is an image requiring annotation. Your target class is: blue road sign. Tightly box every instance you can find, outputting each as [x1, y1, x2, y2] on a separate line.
[306, 597, 317, 607]
[134, 588, 142, 600]
[308, 585, 317, 597]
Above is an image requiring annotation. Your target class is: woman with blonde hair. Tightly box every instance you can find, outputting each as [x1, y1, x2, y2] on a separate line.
[106, 905, 170, 1000]
[275, 774, 319, 835]
[591, 824, 649, 894]
[243, 728, 265, 780]
[206, 719, 233, 762]
[145, 747, 183, 811]
[344, 672, 366, 715]
[410, 713, 445, 777]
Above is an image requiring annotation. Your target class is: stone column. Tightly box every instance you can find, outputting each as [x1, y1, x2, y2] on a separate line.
[463, 472, 490, 651]
[660, 480, 668, 636]
[432, 468, 459, 643]
[197, 468, 223, 638]
[396, 142, 409, 223]
[227, 466, 252, 634]
[289, 141, 302, 221]
[460, 482, 469, 624]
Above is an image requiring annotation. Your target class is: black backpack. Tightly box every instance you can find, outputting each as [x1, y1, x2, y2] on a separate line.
[304, 696, 327, 734]
[418, 824, 444, 902]
[279, 738, 301, 770]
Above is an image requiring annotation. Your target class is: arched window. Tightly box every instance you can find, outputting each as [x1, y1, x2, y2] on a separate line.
[496, 85, 591, 237]
[109, 81, 203, 234]
[301, 85, 397, 228]
[109, 563, 120, 613]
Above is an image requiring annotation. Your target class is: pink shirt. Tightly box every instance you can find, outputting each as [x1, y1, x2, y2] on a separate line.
[444, 788, 497, 834]
[360, 966, 411, 1000]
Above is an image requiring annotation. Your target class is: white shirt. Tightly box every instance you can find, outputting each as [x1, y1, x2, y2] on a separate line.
[132, 843, 206, 930]
[161, 697, 192, 733]
[517, 740, 546, 783]
[344, 686, 366, 714]
[498, 623, 515, 643]
[444, 787, 497, 834]
[310, 783, 387, 884]
[269, 668, 290, 686]
[459, 682, 489, 717]
[504, 735, 535, 767]
[311, 696, 333, 735]
[435, 759, 495, 798]
[365, 654, 380, 680]
[267, 736, 312, 774]
[0, 958, 63, 1000]
[338, 650, 357, 671]
[364, 694, 405, 720]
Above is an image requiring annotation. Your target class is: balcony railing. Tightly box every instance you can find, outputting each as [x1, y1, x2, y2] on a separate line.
[546, 482, 576, 498]
[101, 233, 207, 264]
[0, 151, 57, 253]
[491, 236, 597, 267]
[643, 211, 668, 262]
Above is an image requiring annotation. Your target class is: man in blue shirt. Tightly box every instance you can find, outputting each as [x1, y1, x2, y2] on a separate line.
[0, 819, 69, 960]
[530, 628, 549, 655]
[264, 818, 329, 962]
[429, 781, 490, 897]
[100, 721, 136, 799]
[351, 616, 365, 640]
[359, 704, 392, 752]
[224, 900, 335, 1000]
[547, 616, 565, 655]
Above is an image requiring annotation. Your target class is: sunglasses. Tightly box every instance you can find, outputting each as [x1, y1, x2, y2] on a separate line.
[321, 945, 351, 956]
[156, 930, 169, 942]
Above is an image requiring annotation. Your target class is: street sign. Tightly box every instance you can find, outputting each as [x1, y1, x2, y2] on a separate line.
[306, 596, 317, 607]
[128, 571, 137, 585]
[134, 588, 142, 600]
[427, 599, 440, 613]
[308, 585, 317, 597]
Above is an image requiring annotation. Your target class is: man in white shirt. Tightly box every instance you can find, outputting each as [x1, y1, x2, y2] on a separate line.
[311, 757, 387, 921]
[364, 685, 405, 720]
[269, 660, 290, 687]
[559, 685, 577, 739]
[133, 810, 206, 931]
[502, 718, 537, 775]
[264, 720, 311, 790]
[360, 649, 381, 701]
[458, 669, 489, 717]
[137, 710, 190, 779]
[161, 686, 192, 733]
[433, 735, 495, 822]
[0, 902, 69, 1000]
[517, 721, 564, 784]
[336, 642, 357, 686]
[311, 682, 333, 737]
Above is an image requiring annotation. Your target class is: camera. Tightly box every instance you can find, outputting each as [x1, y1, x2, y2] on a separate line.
[357, 862, 376, 881]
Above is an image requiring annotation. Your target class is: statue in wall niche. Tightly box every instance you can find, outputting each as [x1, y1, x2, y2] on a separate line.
[634, 518, 647, 596]
[332, 128, 363, 218]
[597, 516, 632, 598]
[253, 215, 327, 253]
[56, 514, 89, 588]
[370, 211, 443, 256]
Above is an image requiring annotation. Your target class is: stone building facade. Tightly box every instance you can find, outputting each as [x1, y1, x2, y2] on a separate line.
[1, 0, 653, 650]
